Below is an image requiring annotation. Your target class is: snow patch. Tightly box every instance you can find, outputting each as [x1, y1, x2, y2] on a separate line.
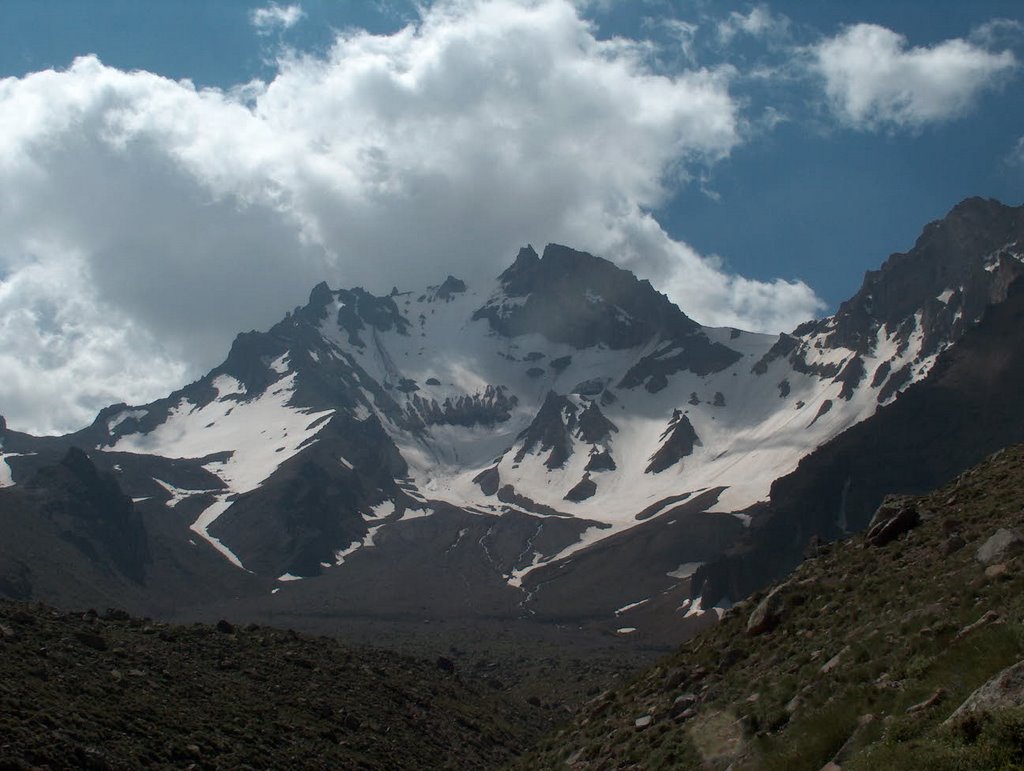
[615, 599, 649, 615]
[268, 353, 290, 374]
[190, 495, 247, 570]
[107, 409, 147, 433]
[667, 562, 703, 579]
[277, 573, 303, 582]
[334, 540, 362, 566]
[399, 506, 434, 521]
[364, 500, 395, 520]
[153, 478, 217, 508]
[211, 375, 245, 398]
[0, 452, 33, 488]
[110, 372, 333, 494]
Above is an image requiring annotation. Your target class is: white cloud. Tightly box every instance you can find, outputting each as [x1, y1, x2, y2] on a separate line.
[250, 3, 304, 33]
[717, 6, 789, 44]
[0, 258, 189, 435]
[814, 23, 1017, 130]
[0, 0, 823, 435]
[1011, 136, 1024, 166]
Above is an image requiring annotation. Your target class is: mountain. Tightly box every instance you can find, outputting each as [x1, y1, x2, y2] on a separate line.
[524, 443, 1024, 770]
[1, 197, 1023, 648]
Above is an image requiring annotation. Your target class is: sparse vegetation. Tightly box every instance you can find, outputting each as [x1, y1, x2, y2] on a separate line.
[523, 445, 1024, 769]
[0, 602, 547, 770]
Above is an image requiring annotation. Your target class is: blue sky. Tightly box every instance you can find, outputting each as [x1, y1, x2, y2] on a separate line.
[0, 0, 1021, 433]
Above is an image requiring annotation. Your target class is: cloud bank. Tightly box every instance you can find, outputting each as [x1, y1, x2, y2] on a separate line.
[0, 0, 827, 434]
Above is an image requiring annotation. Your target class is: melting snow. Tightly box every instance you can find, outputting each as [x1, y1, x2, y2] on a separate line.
[153, 478, 218, 508]
[109, 372, 333, 494]
[190, 495, 247, 570]
[0, 452, 33, 488]
[399, 506, 434, 521]
[277, 573, 303, 582]
[268, 353, 290, 374]
[364, 500, 395, 520]
[615, 627, 637, 634]
[615, 599, 649, 615]
[667, 562, 703, 579]
[334, 540, 362, 566]
[107, 409, 147, 433]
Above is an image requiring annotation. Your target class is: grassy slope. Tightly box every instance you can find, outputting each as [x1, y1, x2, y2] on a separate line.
[0, 603, 548, 770]
[525, 444, 1024, 770]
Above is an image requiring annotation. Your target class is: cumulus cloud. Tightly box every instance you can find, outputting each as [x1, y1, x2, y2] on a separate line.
[0, 0, 824, 434]
[250, 3, 305, 33]
[814, 23, 1017, 130]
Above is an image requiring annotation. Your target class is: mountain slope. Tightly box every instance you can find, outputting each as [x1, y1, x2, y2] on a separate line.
[0, 600, 544, 770]
[692, 232, 1024, 611]
[524, 444, 1024, 770]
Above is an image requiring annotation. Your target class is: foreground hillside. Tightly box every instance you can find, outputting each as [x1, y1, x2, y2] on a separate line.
[0, 602, 545, 770]
[526, 444, 1024, 769]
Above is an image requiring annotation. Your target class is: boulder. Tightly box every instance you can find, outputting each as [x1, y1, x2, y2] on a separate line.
[945, 659, 1024, 723]
[975, 528, 1024, 565]
[866, 503, 920, 547]
[747, 586, 786, 636]
[670, 693, 698, 717]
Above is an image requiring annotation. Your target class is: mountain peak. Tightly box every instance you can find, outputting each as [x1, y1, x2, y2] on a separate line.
[475, 243, 705, 351]
[794, 197, 1024, 355]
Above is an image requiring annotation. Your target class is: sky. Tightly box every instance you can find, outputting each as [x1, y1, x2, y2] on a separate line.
[0, 0, 1021, 435]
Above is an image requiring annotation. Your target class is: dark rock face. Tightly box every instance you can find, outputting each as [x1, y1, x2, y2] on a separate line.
[564, 474, 597, 502]
[835, 356, 866, 400]
[514, 392, 576, 470]
[808, 399, 833, 427]
[646, 411, 699, 474]
[335, 287, 412, 343]
[210, 415, 405, 577]
[473, 466, 501, 496]
[434, 275, 467, 301]
[473, 245, 741, 382]
[474, 243, 699, 349]
[404, 385, 517, 429]
[813, 198, 1024, 355]
[21, 448, 150, 583]
[692, 272, 1024, 609]
[751, 199, 1024, 405]
[585, 449, 616, 472]
[576, 402, 617, 444]
[618, 339, 742, 392]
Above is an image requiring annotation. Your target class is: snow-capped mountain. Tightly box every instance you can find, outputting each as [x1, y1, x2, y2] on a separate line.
[2, 197, 1023, 640]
